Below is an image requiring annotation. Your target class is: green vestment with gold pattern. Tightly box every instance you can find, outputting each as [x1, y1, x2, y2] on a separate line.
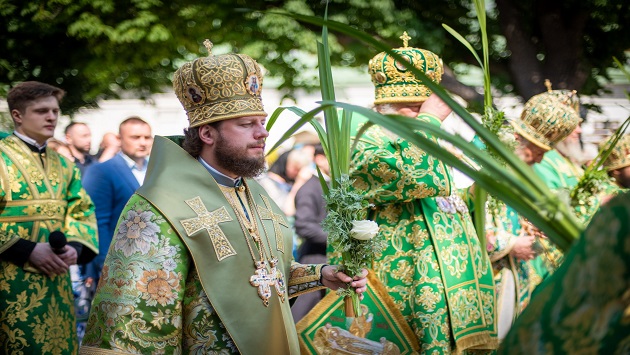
[80, 136, 325, 354]
[345, 114, 497, 353]
[0, 135, 98, 354]
[484, 204, 534, 339]
[499, 192, 630, 354]
[530, 149, 618, 286]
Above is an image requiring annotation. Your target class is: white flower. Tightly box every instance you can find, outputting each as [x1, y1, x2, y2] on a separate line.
[350, 220, 379, 241]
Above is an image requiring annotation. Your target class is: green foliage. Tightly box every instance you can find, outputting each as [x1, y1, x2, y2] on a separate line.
[570, 115, 630, 219]
[321, 176, 386, 281]
[269, 11, 583, 253]
[2, 0, 628, 114]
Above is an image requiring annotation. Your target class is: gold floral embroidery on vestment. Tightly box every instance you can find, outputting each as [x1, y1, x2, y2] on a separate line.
[180, 196, 236, 261]
[136, 269, 181, 306]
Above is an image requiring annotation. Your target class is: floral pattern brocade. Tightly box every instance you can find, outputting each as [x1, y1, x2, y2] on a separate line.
[345, 116, 497, 354]
[82, 196, 238, 354]
[82, 195, 321, 354]
[0, 135, 97, 354]
[500, 193, 630, 354]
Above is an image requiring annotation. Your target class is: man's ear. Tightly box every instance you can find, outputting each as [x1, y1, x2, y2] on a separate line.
[198, 124, 215, 145]
[11, 109, 22, 125]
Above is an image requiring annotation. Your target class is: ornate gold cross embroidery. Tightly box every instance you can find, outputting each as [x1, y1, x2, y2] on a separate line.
[180, 196, 236, 261]
[256, 195, 288, 253]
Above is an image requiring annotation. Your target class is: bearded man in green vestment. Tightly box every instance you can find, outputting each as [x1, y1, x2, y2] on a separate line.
[340, 33, 498, 354]
[0, 81, 99, 354]
[513, 89, 620, 289]
[479, 93, 583, 342]
[80, 40, 367, 355]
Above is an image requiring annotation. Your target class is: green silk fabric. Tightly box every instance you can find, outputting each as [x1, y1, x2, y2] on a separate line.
[0, 135, 98, 354]
[333, 113, 497, 353]
[499, 192, 630, 354]
[81, 136, 308, 354]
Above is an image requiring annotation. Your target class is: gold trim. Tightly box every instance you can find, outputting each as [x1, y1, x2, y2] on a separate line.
[2, 199, 68, 207]
[510, 120, 552, 151]
[454, 333, 500, 354]
[291, 284, 326, 299]
[296, 271, 420, 353]
[79, 346, 138, 355]
[256, 194, 288, 253]
[0, 234, 19, 254]
[0, 215, 64, 223]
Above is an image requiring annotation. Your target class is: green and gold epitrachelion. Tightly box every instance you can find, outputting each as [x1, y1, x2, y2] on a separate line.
[297, 273, 419, 354]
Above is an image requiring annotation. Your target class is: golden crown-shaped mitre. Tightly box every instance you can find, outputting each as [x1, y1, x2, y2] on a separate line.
[368, 32, 443, 105]
[511, 90, 582, 151]
[173, 40, 267, 127]
[601, 134, 630, 171]
[543, 79, 581, 114]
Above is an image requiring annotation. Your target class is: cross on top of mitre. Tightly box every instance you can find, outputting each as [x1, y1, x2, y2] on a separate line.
[400, 31, 411, 48]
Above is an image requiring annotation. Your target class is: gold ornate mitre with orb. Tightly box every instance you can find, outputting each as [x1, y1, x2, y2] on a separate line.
[601, 134, 630, 171]
[172, 39, 267, 127]
[368, 31, 443, 105]
[511, 81, 582, 151]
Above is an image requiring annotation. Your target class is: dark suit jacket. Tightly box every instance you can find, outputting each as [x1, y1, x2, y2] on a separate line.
[294, 175, 328, 260]
[82, 154, 140, 279]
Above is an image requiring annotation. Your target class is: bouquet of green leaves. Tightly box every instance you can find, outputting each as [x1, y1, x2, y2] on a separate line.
[570, 117, 630, 221]
[267, 5, 385, 317]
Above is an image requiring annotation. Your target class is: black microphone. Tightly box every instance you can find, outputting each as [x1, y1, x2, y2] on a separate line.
[49, 231, 67, 254]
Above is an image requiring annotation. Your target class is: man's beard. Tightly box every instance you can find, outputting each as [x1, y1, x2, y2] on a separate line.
[555, 139, 585, 165]
[215, 133, 266, 178]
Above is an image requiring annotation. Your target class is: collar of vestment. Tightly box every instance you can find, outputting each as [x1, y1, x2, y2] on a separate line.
[135, 136, 299, 355]
[197, 156, 243, 187]
[13, 131, 47, 152]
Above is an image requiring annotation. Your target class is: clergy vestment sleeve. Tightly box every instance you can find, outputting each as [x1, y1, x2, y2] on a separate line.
[81, 195, 192, 353]
[350, 113, 451, 205]
[61, 161, 99, 253]
[0, 238, 36, 266]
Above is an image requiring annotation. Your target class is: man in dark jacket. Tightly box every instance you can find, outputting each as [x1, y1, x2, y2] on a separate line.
[291, 144, 329, 322]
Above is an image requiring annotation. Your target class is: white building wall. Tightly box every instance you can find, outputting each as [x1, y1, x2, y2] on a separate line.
[1, 79, 629, 156]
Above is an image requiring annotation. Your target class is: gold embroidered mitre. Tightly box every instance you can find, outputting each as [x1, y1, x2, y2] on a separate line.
[368, 31, 443, 105]
[173, 39, 267, 127]
[601, 134, 630, 171]
[543, 79, 581, 114]
[511, 91, 581, 151]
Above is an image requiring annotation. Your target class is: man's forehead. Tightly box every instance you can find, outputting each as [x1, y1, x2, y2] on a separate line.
[26, 96, 59, 109]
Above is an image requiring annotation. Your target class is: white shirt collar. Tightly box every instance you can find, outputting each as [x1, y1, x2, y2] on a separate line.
[119, 152, 148, 171]
[13, 131, 47, 149]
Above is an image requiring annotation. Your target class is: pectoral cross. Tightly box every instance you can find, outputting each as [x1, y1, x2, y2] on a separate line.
[180, 196, 236, 261]
[257, 195, 289, 253]
[250, 261, 275, 306]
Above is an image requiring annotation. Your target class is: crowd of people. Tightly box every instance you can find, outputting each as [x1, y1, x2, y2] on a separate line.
[0, 33, 628, 355]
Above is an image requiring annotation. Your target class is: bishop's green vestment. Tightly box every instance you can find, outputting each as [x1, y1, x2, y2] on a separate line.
[0, 135, 98, 354]
[530, 149, 619, 286]
[346, 114, 497, 354]
[80, 136, 326, 354]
